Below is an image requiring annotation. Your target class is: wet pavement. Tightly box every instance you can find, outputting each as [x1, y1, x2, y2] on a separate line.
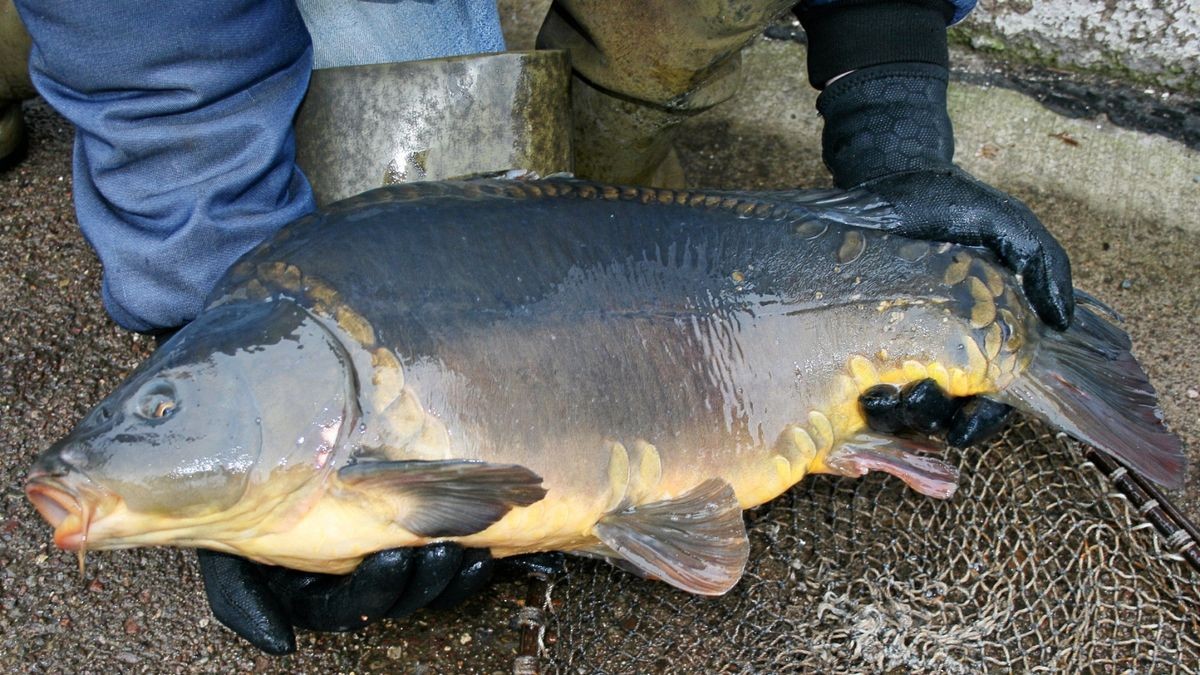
[1, 36, 1198, 673]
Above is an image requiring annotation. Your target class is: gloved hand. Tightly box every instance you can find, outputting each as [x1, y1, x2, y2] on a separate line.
[816, 61, 1074, 331]
[859, 379, 1013, 447]
[796, 0, 1069, 451]
[824, 61, 1075, 442]
[198, 545, 564, 655]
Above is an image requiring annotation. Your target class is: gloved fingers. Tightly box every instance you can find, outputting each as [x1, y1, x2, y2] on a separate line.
[386, 542, 465, 619]
[196, 549, 296, 656]
[268, 548, 418, 633]
[864, 169, 1074, 331]
[947, 398, 1013, 448]
[859, 379, 1016, 449]
[962, 179, 1073, 330]
[860, 379, 957, 435]
[423, 550, 569, 613]
[1018, 240, 1074, 331]
[898, 379, 958, 434]
[425, 548, 496, 610]
[859, 384, 906, 434]
[498, 551, 567, 578]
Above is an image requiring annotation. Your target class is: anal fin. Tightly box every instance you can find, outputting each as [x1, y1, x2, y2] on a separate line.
[593, 478, 748, 596]
[338, 460, 546, 538]
[822, 433, 960, 499]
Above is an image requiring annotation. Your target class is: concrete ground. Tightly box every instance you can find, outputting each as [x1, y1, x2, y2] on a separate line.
[1, 32, 1198, 675]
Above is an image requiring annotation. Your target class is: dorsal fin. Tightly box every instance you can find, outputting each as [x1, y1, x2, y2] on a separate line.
[593, 478, 748, 596]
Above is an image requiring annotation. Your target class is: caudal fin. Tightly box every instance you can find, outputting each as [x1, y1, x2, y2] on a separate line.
[1002, 300, 1185, 488]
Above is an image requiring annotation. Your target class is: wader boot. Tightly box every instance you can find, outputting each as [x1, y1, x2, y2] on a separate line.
[536, 0, 795, 187]
[293, 50, 573, 206]
[0, 0, 33, 169]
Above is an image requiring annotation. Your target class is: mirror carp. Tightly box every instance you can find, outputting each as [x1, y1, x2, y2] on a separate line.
[27, 178, 1185, 596]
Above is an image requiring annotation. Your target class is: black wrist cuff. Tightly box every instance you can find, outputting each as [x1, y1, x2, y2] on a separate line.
[796, 0, 954, 88]
[816, 62, 954, 188]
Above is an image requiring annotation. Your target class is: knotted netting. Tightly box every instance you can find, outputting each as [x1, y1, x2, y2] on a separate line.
[540, 418, 1198, 672]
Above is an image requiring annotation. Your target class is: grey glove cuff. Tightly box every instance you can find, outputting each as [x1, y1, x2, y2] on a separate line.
[816, 62, 954, 188]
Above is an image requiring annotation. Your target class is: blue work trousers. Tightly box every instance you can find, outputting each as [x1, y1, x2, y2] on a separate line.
[15, 0, 503, 332]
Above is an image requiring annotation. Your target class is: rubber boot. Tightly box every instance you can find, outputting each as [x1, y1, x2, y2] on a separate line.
[537, 0, 795, 187]
[0, 0, 33, 168]
[0, 102, 24, 168]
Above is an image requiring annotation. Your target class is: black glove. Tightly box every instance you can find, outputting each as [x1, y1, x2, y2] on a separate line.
[800, 0, 1072, 442]
[797, 1, 1075, 331]
[860, 379, 1013, 447]
[198, 545, 563, 655]
[833, 64, 1027, 442]
[816, 63, 1074, 330]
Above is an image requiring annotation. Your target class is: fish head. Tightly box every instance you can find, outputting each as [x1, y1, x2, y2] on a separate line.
[26, 298, 360, 553]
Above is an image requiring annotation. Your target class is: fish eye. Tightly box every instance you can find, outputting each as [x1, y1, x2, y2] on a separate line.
[136, 381, 178, 420]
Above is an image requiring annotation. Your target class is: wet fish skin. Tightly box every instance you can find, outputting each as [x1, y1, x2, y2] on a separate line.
[26, 179, 1184, 596]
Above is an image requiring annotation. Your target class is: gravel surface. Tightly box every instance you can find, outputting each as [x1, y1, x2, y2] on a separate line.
[0, 100, 536, 674]
[2, 37, 1197, 672]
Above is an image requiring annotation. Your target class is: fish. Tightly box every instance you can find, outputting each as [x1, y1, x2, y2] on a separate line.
[25, 178, 1185, 595]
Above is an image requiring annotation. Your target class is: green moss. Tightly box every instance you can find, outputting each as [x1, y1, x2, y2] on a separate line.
[948, 27, 1200, 96]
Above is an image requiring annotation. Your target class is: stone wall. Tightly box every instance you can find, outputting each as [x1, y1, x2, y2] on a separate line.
[956, 0, 1199, 94]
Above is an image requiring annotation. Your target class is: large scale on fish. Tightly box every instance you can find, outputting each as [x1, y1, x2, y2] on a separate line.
[27, 179, 1185, 597]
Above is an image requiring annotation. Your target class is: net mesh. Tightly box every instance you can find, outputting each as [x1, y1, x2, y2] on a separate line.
[539, 418, 1199, 673]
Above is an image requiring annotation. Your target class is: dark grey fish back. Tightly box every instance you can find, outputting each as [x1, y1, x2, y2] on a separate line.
[215, 179, 957, 330]
[209, 179, 989, 469]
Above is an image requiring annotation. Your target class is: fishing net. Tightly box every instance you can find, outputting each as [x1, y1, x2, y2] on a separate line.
[539, 418, 1200, 673]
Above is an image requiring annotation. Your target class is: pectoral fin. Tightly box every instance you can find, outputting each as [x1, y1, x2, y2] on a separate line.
[593, 478, 748, 596]
[822, 433, 959, 499]
[338, 460, 546, 537]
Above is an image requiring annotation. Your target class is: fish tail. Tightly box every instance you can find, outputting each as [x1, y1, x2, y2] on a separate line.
[1001, 300, 1185, 488]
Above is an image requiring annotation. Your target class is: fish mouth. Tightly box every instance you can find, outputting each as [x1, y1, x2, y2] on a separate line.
[26, 477, 92, 551]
